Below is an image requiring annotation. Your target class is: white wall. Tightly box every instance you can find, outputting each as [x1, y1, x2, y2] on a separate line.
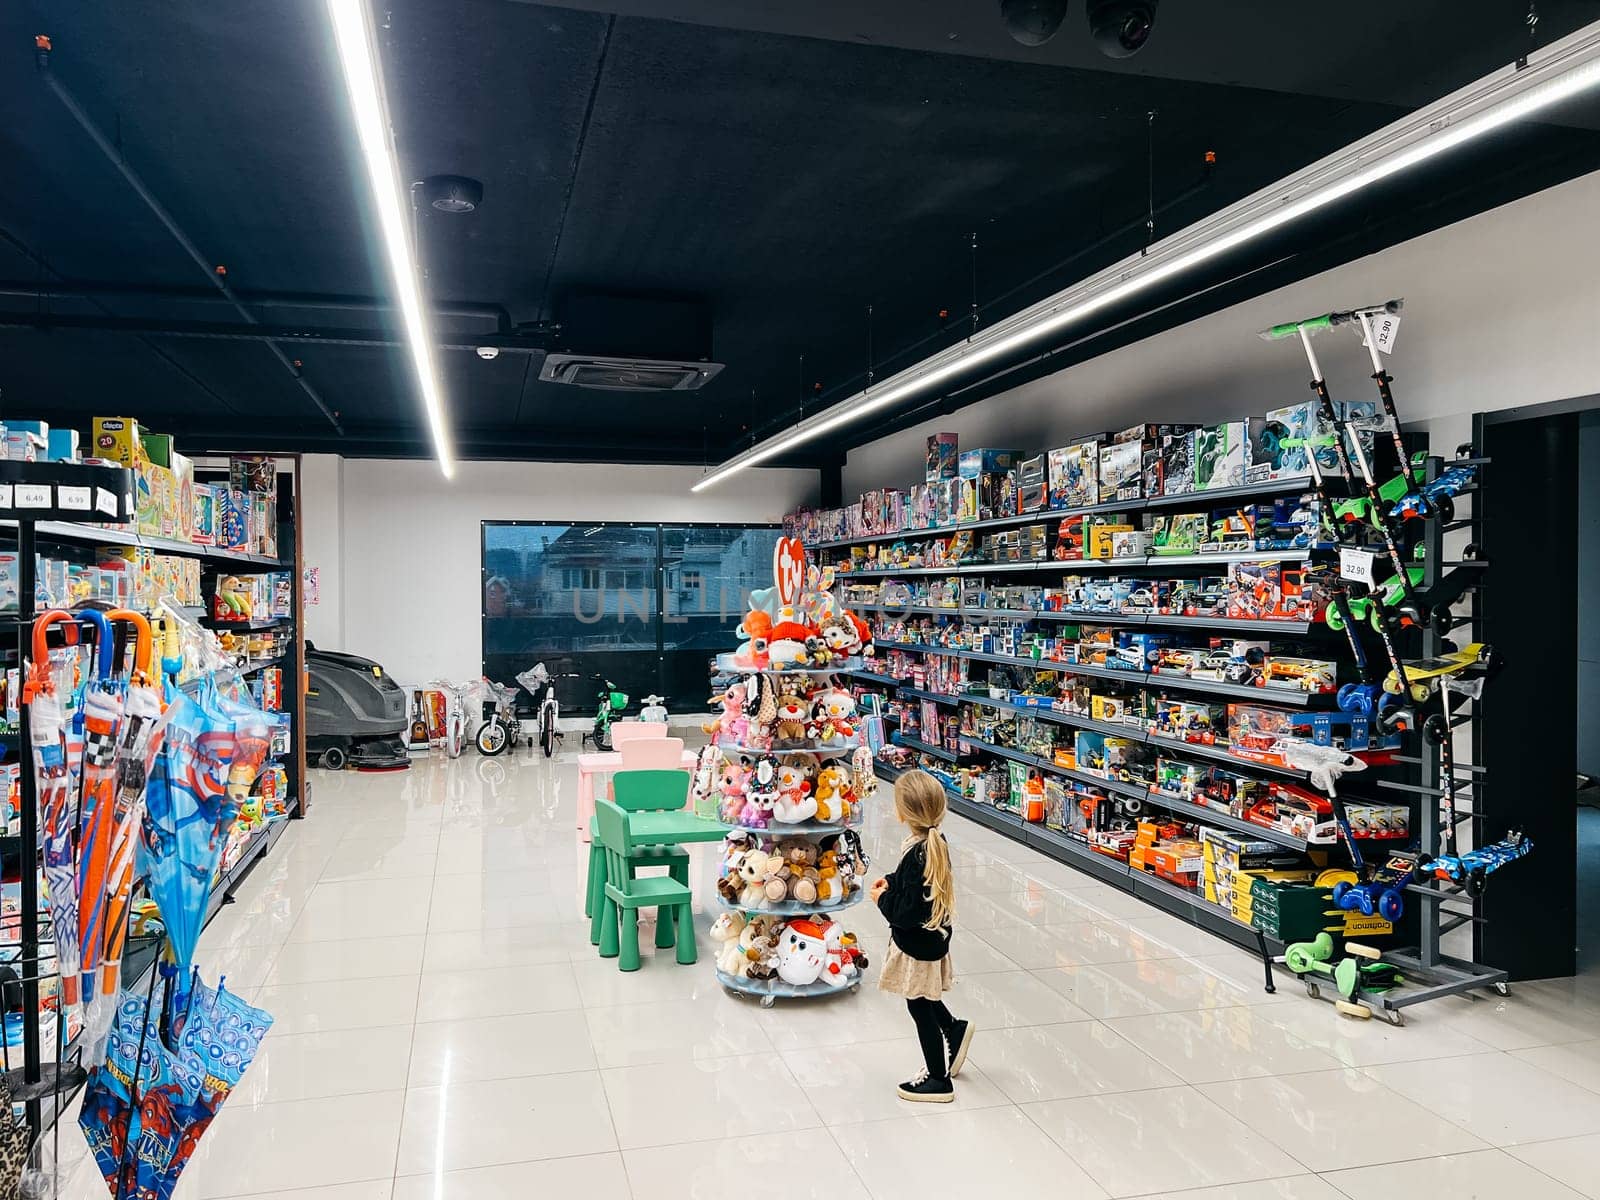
[844, 167, 1600, 493]
[299, 459, 816, 685]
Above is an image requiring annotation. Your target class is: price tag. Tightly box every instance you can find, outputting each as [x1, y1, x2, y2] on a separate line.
[1367, 311, 1402, 355]
[0, 484, 11, 509]
[1340, 547, 1377, 585]
[58, 485, 91, 512]
[16, 484, 51, 509]
[95, 487, 120, 516]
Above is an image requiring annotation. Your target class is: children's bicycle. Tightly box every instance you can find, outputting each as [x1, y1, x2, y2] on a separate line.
[586, 676, 629, 751]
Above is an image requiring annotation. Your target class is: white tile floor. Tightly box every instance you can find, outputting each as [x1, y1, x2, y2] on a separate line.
[45, 748, 1600, 1199]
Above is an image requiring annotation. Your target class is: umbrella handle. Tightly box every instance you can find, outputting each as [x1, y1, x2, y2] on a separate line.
[73, 606, 116, 679]
[106, 608, 154, 682]
[24, 609, 79, 700]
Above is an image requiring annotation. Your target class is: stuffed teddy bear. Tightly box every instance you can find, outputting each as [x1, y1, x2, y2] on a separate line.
[772, 757, 819, 824]
[773, 692, 811, 746]
[814, 845, 847, 906]
[766, 837, 820, 905]
[709, 910, 747, 975]
[812, 763, 852, 823]
[741, 915, 782, 979]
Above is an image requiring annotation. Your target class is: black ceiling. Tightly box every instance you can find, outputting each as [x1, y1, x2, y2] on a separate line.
[2, 1, 1598, 467]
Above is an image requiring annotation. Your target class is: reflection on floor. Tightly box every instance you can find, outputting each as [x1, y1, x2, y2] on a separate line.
[47, 746, 1600, 1199]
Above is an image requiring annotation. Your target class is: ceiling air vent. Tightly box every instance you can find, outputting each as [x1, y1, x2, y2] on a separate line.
[538, 354, 724, 392]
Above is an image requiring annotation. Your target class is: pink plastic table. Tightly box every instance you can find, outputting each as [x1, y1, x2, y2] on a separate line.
[577, 749, 697, 839]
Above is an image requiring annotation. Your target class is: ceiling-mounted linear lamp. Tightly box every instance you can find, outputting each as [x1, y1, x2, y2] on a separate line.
[692, 19, 1600, 493]
[325, 0, 456, 477]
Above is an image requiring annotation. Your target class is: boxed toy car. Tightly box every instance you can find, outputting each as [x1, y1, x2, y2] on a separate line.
[1344, 801, 1411, 839]
[1154, 757, 1206, 798]
[1227, 703, 1296, 767]
[1087, 521, 1135, 560]
[1262, 655, 1336, 694]
[1255, 493, 1327, 551]
[1098, 440, 1143, 502]
[1193, 420, 1247, 490]
[1150, 512, 1206, 556]
[926, 433, 959, 483]
[1109, 529, 1148, 558]
[1201, 507, 1257, 554]
[1175, 575, 1229, 617]
[1160, 430, 1196, 495]
[1255, 401, 1317, 480]
[1112, 630, 1171, 671]
[1147, 840, 1205, 888]
[1075, 626, 1116, 666]
[1048, 440, 1100, 509]
[1228, 561, 1321, 621]
[1152, 697, 1227, 743]
[1018, 454, 1048, 512]
[1242, 781, 1337, 844]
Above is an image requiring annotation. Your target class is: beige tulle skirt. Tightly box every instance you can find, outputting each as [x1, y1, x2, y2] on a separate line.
[877, 944, 955, 1000]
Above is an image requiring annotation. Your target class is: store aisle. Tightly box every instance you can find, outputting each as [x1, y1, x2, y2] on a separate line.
[51, 750, 1600, 1200]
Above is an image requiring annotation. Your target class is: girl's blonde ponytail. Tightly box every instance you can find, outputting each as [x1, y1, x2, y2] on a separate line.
[893, 770, 955, 930]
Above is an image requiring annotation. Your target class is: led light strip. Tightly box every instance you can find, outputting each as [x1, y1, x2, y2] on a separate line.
[693, 20, 1600, 492]
[326, 0, 456, 477]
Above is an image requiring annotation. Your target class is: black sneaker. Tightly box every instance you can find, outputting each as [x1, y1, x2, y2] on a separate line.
[897, 1069, 954, 1104]
[946, 1020, 975, 1078]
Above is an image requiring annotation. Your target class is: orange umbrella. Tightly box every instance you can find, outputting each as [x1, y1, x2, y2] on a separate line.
[74, 608, 122, 1000]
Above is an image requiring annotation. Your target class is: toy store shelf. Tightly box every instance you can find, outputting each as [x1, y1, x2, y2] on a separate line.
[1042, 611, 1148, 627]
[1144, 732, 1313, 782]
[714, 890, 864, 918]
[839, 566, 954, 578]
[1023, 823, 1133, 887]
[1142, 476, 1314, 510]
[805, 477, 1315, 551]
[842, 668, 898, 686]
[202, 615, 290, 633]
[237, 654, 288, 677]
[946, 792, 1024, 835]
[958, 735, 1150, 802]
[1149, 614, 1316, 635]
[891, 733, 959, 763]
[203, 816, 291, 923]
[1148, 548, 1315, 567]
[854, 603, 961, 616]
[1141, 791, 1307, 850]
[943, 647, 1321, 707]
[728, 817, 859, 836]
[717, 740, 862, 758]
[899, 687, 962, 706]
[2, 520, 286, 569]
[1131, 872, 1283, 956]
[715, 967, 859, 1000]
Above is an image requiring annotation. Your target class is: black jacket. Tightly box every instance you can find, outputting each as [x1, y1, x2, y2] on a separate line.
[877, 838, 952, 961]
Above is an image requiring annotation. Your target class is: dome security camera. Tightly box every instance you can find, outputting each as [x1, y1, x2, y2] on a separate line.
[476, 346, 500, 361]
[999, 0, 1069, 46]
[1087, 0, 1158, 58]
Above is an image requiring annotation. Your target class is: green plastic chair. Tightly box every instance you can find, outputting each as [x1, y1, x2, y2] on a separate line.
[585, 770, 692, 946]
[594, 799, 696, 970]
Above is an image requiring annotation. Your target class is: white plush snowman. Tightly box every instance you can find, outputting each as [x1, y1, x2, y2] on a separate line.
[774, 918, 829, 986]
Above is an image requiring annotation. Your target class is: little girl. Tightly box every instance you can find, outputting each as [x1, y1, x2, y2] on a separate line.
[869, 769, 972, 1103]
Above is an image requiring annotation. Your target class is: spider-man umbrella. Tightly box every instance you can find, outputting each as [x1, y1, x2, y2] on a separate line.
[74, 608, 124, 1004]
[139, 685, 240, 1010]
[96, 610, 164, 1001]
[25, 610, 84, 1008]
[79, 974, 273, 1200]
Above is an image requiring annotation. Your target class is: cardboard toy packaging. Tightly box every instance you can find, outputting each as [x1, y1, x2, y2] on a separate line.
[230, 455, 278, 498]
[1194, 421, 1247, 490]
[220, 490, 250, 552]
[1048, 441, 1100, 509]
[1251, 402, 1316, 481]
[1160, 430, 1196, 495]
[1018, 455, 1048, 512]
[92, 417, 144, 468]
[926, 433, 959, 484]
[1098, 440, 1143, 502]
[46, 429, 79, 462]
[193, 484, 218, 546]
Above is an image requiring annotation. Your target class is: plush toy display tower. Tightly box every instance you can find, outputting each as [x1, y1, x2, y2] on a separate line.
[694, 538, 879, 1005]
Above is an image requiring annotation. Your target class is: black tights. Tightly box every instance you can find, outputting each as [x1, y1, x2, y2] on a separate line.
[907, 997, 960, 1079]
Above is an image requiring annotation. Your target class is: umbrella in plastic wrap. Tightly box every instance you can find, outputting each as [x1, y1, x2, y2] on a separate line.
[95, 611, 164, 1002]
[78, 974, 273, 1200]
[25, 610, 84, 1008]
[139, 687, 240, 1010]
[75, 608, 124, 1003]
[0, 1074, 29, 1200]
